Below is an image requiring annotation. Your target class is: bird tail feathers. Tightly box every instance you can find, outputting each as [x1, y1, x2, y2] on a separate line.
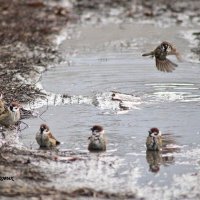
[142, 52, 154, 57]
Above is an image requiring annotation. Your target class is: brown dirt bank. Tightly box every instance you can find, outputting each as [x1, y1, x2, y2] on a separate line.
[0, 0, 72, 104]
[0, 146, 141, 199]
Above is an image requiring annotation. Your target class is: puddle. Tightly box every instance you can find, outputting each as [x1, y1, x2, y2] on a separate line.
[21, 23, 200, 199]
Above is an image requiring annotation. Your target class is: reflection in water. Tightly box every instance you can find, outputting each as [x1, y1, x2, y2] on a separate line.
[146, 151, 161, 173]
[38, 146, 59, 151]
[162, 133, 181, 154]
[146, 133, 180, 173]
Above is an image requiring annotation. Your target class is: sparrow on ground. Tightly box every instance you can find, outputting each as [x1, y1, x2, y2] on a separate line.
[146, 127, 162, 151]
[35, 124, 60, 148]
[142, 41, 181, 72]
[0, 94, 5, 115]
[0, 101, 21, 128]
[88, 125, 106, 152]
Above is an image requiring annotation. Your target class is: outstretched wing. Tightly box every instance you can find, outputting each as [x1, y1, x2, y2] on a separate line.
[155, 58, 178, 72]
[167, 49, 182, 62]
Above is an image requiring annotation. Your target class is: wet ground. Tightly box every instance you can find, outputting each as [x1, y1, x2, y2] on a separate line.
[0, 0, 72, 104]
[1, 0, 200, 199]
[20, 23, 200, 199]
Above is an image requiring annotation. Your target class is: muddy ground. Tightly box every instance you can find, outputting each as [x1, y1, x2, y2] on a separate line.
[0, 0, 200, 199]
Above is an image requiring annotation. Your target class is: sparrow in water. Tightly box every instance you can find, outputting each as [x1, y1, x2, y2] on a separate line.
[146, 127, 162, 151]
[0, 101, 21, 128]
[36, 124, 60, 148]
[88, 125, 106, 152]
[142, 41, 181, 72]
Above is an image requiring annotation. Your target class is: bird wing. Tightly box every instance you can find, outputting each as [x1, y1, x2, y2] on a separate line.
[47, 132, 60, 145]
[0, 109, 9, 121]
[167, 49, 182, 62]
[155, 57, 178, 72]
[146, 136, 153, 146]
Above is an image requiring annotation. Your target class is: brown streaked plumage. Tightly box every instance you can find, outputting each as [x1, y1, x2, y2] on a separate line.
[88, 125, 106, 152]
[0, 94, 5, 114]
[0, 101, 21, 128]
[36, 124, 60, 148]
[142, 41, 182, 72]
[146, 127, 162, 151]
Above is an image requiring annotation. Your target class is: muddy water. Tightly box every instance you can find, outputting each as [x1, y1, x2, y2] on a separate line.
[22, 23, 200, 199]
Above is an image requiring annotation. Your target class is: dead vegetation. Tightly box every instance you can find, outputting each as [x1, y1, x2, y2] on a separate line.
[0, 0, 72, 104]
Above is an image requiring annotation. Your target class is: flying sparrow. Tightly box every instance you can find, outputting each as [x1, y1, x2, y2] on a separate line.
[146, 127, 162, 151]
[36, 124, 60, 148]
[0, 101, 21, 128]
[88, 125, 107, 152]
[142, 41, 181, 72]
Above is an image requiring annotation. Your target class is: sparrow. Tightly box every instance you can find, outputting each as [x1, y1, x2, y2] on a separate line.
[142, 41, 182, 72]
[146, 127, 162, 151]
[35, 124, 60, 148]
[0, 101, 21, 128]
[0, 94, 5, 115]
[88, 125, 106, 152]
